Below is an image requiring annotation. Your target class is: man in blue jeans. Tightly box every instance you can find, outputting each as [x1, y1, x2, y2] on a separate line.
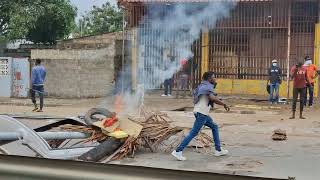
[171, 71, 230, 161]
[268, 59, 282, 104]
[30, 59, 46, 112]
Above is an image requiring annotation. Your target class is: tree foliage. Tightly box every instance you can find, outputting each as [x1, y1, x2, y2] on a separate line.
[26, 0, 76, 44]
[75, 2, 123, 37]
[0, 0, 42, 41]
[0, 0, 76, 44]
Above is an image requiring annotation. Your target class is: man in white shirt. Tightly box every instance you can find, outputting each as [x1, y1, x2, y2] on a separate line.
[172, 72, 230, 161]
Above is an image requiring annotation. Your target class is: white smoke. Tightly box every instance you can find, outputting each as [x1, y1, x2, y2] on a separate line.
[138, 2, 236, 88]
[105, 2, 236, 116]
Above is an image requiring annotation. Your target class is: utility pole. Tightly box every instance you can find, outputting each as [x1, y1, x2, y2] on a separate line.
[286, 1, 292, 103]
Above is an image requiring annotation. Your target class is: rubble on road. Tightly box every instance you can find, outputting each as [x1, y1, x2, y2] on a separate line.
[272, 129, 287, 141]
[60, 107, 212, 162]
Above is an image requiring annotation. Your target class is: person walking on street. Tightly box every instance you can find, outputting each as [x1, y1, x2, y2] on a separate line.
[171, 71, 230, 161]
[268, 59, 282, 104]
[303, 56, 318, 107]
[290, 62, 309, 119]
[31, 59, 46, 112]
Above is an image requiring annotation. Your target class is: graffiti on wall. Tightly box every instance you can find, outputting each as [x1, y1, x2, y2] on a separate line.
[12, 58, 30, 97]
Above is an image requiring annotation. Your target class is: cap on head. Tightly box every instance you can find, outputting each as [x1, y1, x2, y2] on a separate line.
[305, 56, 311, 61]
[272, 59, 278, 63]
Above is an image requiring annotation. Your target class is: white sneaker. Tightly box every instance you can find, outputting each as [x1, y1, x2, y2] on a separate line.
[161, 94, 167, 97]
[171, 150, 186, 161]
[214, 149, 229, 157]
[168, 94, 172, 96]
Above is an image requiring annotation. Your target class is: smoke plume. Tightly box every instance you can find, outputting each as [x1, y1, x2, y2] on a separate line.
[138, 2, 236, 88]
[105, 2, 236, 115]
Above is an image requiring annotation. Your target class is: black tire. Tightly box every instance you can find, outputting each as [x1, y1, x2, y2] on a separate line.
[84, 108, 113, 127]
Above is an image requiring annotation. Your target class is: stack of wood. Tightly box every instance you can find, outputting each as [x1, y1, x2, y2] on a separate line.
[60, 108, 213, 162]
[110, 108, 212, 160]
[101, 111, 183, 161]
[60, 124, 108, 142]
[137, 111, 184, 152]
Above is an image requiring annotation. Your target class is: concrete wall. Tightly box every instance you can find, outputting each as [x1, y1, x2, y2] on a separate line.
[56, 32, 123, 50]
[31, 46, 116, 98]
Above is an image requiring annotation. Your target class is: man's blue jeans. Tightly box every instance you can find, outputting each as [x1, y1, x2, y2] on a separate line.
[164, 78, 173, 95]
[305, 84, 314, 106]
[176, 112, 221, 152]
[30, 85, 44, 110]
[269, 83, 280, 103]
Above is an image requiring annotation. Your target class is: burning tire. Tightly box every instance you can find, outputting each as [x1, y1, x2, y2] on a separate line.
[84, 108, 113, 127]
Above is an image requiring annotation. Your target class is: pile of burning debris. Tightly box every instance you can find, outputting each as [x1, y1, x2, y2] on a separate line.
[60, 107, 212, 162]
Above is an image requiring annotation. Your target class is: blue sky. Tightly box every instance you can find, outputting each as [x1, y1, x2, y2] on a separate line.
[70, 0, 117, 20]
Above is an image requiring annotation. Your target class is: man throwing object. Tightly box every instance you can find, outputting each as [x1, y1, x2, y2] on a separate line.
[172, 71, 230, 161]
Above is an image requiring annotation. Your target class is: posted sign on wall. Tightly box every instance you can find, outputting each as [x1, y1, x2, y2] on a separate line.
[12, 58, 30, 97]
[0, 58, 12, 97]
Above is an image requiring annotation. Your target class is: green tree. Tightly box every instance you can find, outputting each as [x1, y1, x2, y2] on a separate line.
[0, 0, 44, 41]
[0, 0, 76, 44]
[26, 0, 76, 44]
[76, 2, 123, 37]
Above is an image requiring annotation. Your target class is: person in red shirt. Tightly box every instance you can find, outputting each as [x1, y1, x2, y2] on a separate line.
[303, 56, 318, 107]
[290, 61, 310, 119]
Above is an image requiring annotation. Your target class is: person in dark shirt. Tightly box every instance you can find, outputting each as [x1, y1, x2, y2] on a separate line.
[267, 59, 282, 104]
[162, 56, 174, 97]
[290, 61, 309, 119]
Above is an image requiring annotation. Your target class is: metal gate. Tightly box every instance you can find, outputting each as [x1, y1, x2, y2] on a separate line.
[123, 0, 319, 90]
[208, 0, 318, 81]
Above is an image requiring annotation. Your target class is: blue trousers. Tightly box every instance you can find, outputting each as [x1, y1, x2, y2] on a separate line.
[304, 84, 314, 106]
[164, 78, 173, 95]
[269, 83, 280, 103]
[176, 112, 221, 152]
[30, 85, 44, 110]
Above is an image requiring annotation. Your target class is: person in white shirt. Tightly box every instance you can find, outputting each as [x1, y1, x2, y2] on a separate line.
[171, 71, 230, 161]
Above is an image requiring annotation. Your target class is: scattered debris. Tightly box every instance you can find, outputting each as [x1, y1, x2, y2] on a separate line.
[78, 138, 123, 162]
[61, 107, 213, 162]
[225, 159, 263, 169]
[272, 129, 287, 141]
[240, 110, 256, 114]
[278, 98, 287, 104]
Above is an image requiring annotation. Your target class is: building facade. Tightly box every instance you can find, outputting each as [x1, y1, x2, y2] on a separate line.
[120, 0, 320, 97]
